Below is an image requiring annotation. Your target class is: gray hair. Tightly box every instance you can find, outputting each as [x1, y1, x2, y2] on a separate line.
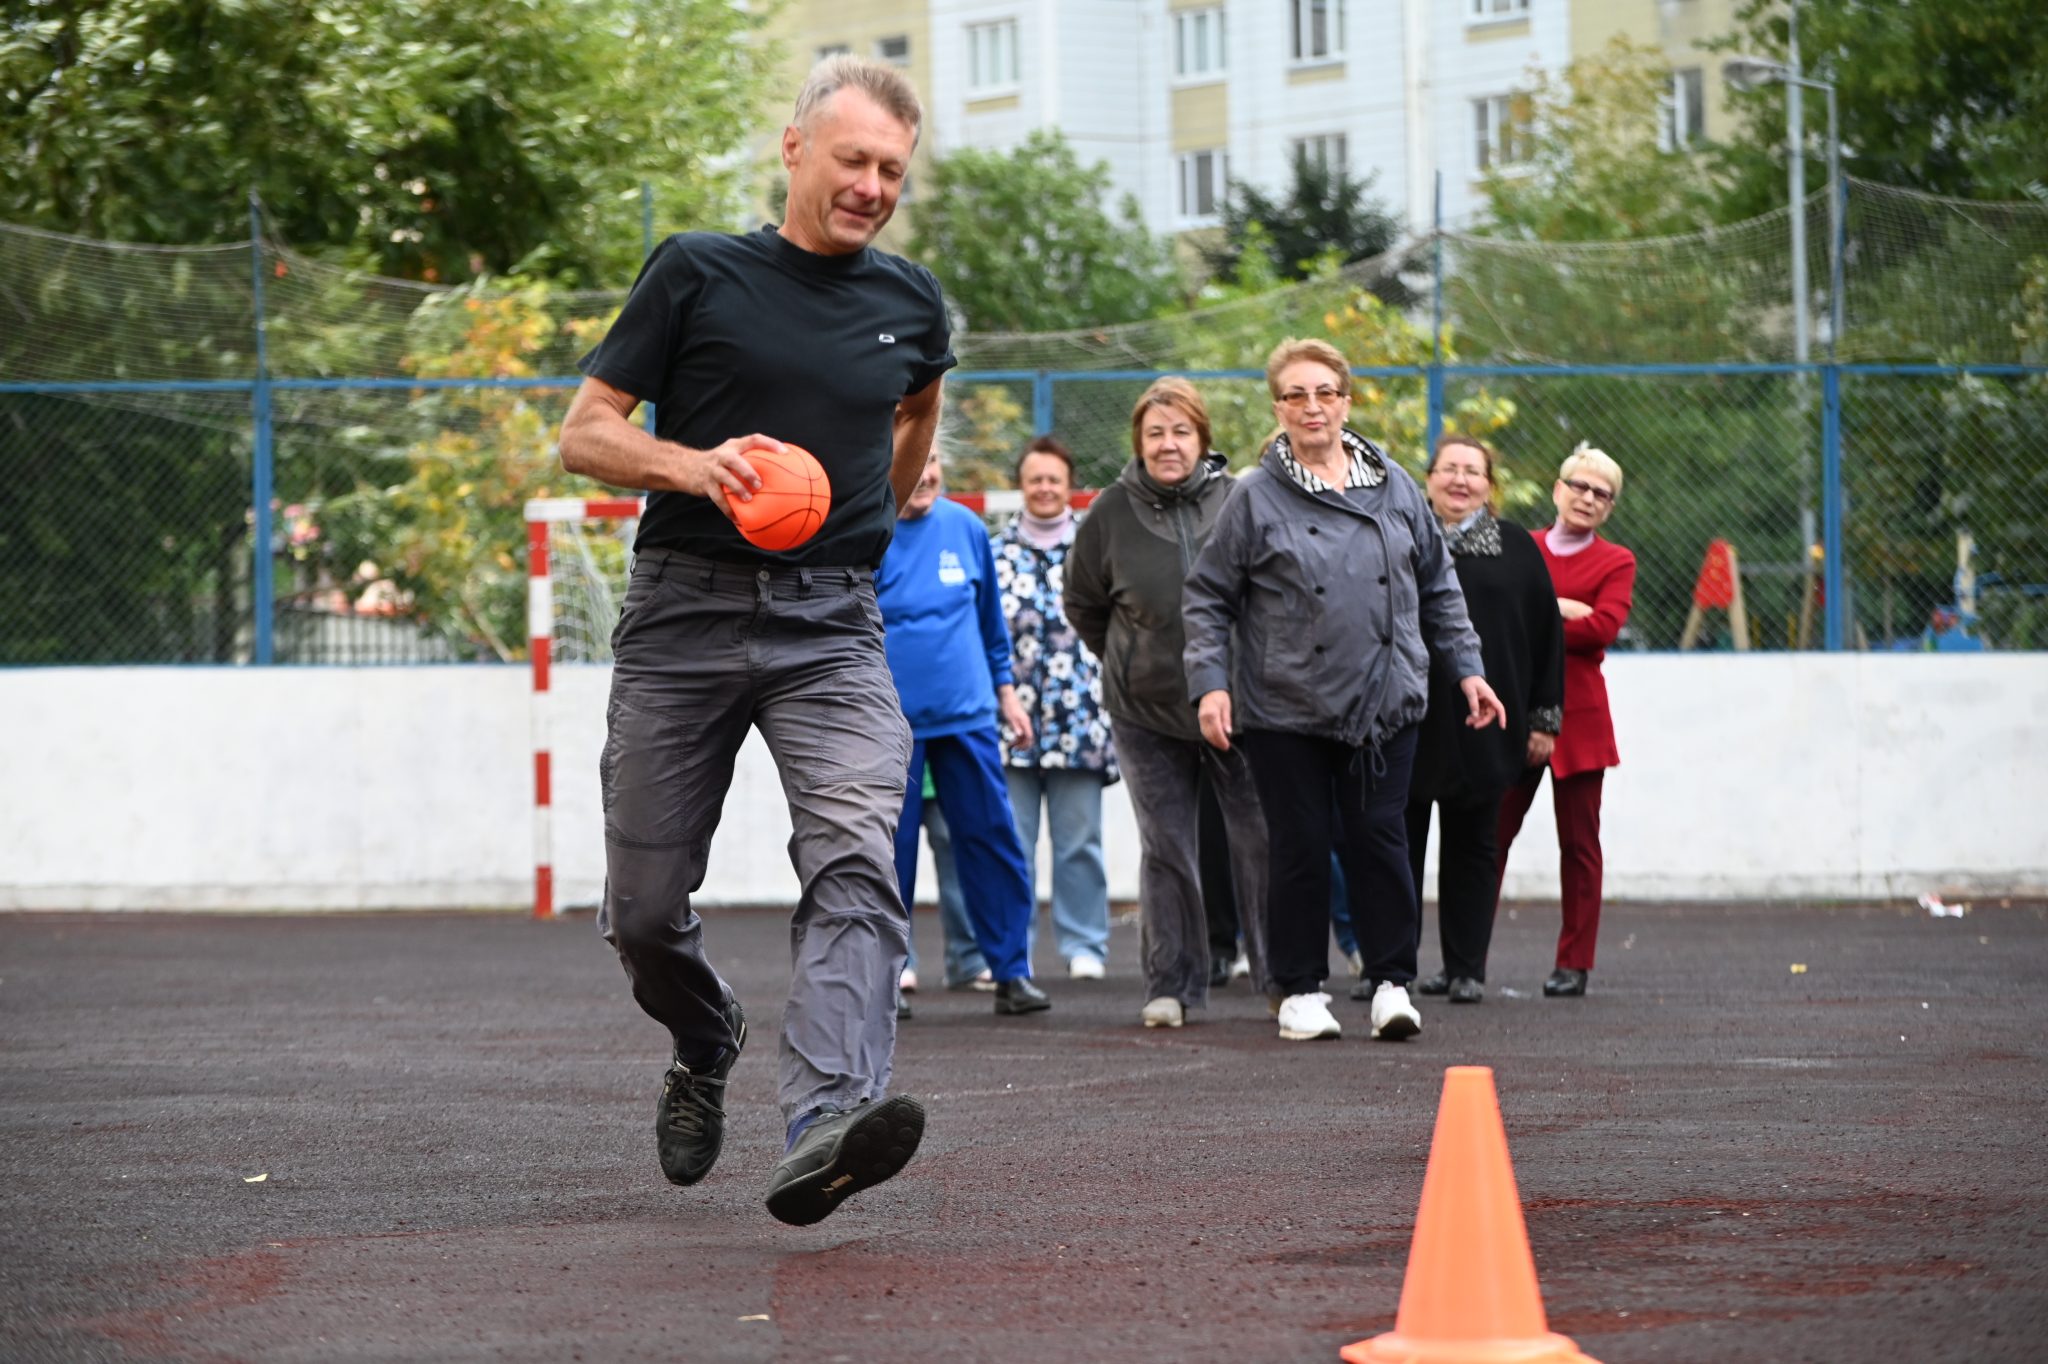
[793, 55, 923, 147]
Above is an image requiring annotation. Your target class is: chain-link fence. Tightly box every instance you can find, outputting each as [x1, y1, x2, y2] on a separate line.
[6, 180, 2047, 664]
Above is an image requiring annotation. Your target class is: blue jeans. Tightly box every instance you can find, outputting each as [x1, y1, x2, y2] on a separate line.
[1006, 767, 1110, 964]
[892, 728, 1035, 982]
[905, 804, 991, 986]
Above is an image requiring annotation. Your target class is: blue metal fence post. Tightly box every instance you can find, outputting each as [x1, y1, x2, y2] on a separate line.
[248, 192, 275, 665]
[1822, 365, 1845, 650]
[1427, 171, 1445, 448]
[1033, 371, 1054, 437]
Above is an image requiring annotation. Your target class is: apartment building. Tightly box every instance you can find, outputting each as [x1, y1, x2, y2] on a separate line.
[768, 0, 1737, 240]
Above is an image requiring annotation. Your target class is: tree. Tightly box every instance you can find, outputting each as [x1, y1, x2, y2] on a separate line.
[1477, 38, 1725, 243]
[0, 0, 776, 284]
[1711, 0, 2048, 219]
[907, 130, 1181, 333]
[1202, 150, 1414, 307]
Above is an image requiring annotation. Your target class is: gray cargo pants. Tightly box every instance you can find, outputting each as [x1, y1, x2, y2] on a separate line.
[1113, 718, 1272, 1009]
[596, 548, 913, 1129]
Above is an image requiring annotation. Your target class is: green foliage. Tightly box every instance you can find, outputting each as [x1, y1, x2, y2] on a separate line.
[907, 130, 1182, 332]
[0, 0, 777, 284]
[1710, 0, 2048, 219]
[1175, 230, 1515, 480]
[1453, 38, 1776, 366]
[1478, 38, 1726, 243]
[1204, 148, 1414, 307]
[314, 281, 615, 659]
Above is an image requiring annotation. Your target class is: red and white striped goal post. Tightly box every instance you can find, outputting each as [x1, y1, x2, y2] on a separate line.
[522, 486, 1100, 918]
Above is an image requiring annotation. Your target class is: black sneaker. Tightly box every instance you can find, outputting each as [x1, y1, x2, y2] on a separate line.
[764, 1095, 926, 1227]
[655, 997, 746, 1187]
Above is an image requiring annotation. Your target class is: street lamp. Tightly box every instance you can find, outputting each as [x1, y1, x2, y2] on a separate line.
[1724, 48, 1847, 651]
[1722, 54, 1842, 358]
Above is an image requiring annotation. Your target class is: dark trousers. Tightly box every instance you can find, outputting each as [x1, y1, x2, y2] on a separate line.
[1495, 766, 1606, 971]
[598, 550, 911, 1128]
[1406, 789, 1504, 982]
[1115, 720, 1270, 1007]
[893, 728, 1035, 982]
[1197, 768, 1239, 961]
[1239, 726, 1419, 997]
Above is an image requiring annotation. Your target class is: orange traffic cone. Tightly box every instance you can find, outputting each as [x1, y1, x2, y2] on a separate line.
[1341, 1066, 1600, 1364]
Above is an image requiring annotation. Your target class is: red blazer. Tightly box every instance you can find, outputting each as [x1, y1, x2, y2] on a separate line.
[1534, 531, 1636, 778]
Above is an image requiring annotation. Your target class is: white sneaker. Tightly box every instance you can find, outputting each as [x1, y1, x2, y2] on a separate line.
[1344, 949, 1365, 978]
[1276, 992, 1341, 1041]
[1140, 996, 1184, 1028]
[1068, 953, 1106, 981]
[1228, 951, 1250, 980]
[1370, 981, 1422, 1041]
[899, 967, 918, 994]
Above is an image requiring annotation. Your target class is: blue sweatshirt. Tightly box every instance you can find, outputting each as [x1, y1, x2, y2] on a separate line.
[876, 498, 1015, 738]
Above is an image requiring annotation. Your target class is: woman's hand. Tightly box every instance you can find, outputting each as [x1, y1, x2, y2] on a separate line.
[997, 684, 1034, 751]
[1557, 596, 1594, 621]
[1460, 676, 1507, 730]
[1197, 690, 1234, 751]
[1526, 731, 1556, 767]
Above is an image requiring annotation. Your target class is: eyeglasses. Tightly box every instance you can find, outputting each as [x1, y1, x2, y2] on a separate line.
[1561, 477, 1615, 505]
[1276, 387, 1348, 410]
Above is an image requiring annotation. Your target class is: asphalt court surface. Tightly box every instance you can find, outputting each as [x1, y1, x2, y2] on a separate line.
[3, 898, 2044, 1362]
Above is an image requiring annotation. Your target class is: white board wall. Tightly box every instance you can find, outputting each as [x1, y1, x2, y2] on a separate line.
[3, 656, 2044, 910]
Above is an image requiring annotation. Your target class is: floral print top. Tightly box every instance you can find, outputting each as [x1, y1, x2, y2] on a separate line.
[992, 516, 1118, 780]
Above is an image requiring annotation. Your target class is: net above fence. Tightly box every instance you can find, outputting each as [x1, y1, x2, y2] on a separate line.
[6, 179, 2048, 664]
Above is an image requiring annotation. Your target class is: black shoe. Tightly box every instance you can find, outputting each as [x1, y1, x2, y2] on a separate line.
[994, 976, 1052, 1015]
[1348, 977, 1375, 1002]
[765, 1095, 926, 1227]
[1543, 968, 1588, 997]
[1448, 976, 1485, 1004]
[1209, 954, 1232, 988]
[1415, 971, 1451, 996]
[896, 988, 913, 1021]
[656, 997, 746, 1187]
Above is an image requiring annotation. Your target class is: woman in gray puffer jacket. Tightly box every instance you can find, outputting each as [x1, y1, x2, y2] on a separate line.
[1065, 377, 1269, 1031]
[1182, 338, 1504, 1047]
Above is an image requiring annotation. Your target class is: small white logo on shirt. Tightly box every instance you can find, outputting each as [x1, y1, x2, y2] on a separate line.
[937, 550, 967, 586]
[878, 333, 897, 344]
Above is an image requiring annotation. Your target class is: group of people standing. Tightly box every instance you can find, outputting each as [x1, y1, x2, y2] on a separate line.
[874, 337, 1639, 1048]
[558, 54, 1637, 1226]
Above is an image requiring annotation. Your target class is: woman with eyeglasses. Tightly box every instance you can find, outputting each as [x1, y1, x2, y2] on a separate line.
[1402, 435, 1564, 1006]
[1182, 337, 1505, 1046]
[1493, 442, 1636, 998]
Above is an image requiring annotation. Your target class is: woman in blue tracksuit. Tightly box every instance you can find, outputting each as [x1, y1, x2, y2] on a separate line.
[877, 448, 1051, 1017]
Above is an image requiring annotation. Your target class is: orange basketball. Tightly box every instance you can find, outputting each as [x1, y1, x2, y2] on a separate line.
[730, 443, 832, 552]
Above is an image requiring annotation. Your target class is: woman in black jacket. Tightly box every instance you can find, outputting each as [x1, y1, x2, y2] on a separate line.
[1403, 434, 1565, 1004]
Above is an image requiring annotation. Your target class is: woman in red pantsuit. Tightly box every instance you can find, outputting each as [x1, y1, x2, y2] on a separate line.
[1495, 444, 1634, 998]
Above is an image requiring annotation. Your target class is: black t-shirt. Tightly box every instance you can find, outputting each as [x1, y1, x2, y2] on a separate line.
[577, 226, 956, 567]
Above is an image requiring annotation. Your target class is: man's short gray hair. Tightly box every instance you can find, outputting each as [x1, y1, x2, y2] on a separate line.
[793, 55, 923, 146]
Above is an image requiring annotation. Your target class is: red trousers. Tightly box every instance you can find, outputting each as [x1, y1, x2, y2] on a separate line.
[1495, 767, 1606, 972]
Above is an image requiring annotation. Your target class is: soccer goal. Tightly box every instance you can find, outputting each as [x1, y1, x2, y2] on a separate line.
[525, 496, 643, 917]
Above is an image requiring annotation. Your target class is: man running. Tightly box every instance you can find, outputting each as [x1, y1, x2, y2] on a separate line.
[556, 55, 948, 1226]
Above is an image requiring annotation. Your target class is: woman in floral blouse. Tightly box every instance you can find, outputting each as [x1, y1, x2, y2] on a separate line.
[994, 436, 1119, 979]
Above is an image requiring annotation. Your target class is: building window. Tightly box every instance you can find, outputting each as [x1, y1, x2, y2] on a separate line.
[1178, 149, 1228, 222]
[1473, 94, 1532, 171]
[1290, 0, 1344, 62]
[1291, 133, 1348, 175]
[875, 35, 911, 66]
[1659, 67, 1705, 151]
[967, 20, 1019, 95]
[816, 43, 851, 60]
[1466, 0, 1529, 20]
[1174, 7, 1226, 81]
